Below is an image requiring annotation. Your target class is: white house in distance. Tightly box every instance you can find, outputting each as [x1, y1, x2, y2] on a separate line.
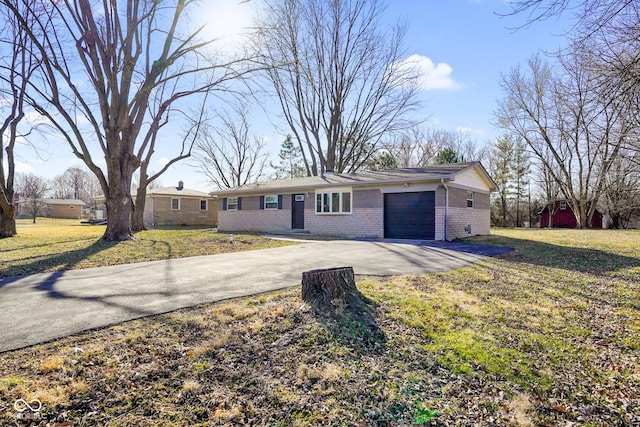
[213, 162, 496, 241]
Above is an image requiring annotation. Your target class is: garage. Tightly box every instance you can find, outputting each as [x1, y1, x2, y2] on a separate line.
[384, 191, 436, 239]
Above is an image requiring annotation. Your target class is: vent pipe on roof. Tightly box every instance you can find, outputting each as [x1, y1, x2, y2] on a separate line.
[177, 180, 184, 191]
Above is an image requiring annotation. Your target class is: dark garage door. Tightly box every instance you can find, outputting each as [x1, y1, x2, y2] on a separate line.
[384, 192, 435, 239]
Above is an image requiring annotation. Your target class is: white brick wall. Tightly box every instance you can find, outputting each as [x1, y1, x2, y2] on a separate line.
[436, 207, 490, 240]
[218, 209, 290, 233]
[305, 208, 384, 238]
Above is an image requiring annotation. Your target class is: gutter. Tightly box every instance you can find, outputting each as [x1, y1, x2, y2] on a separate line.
[441, 178, 450, 241]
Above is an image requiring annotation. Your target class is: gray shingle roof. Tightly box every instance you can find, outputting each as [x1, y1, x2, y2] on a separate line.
[213, 162, 494, 195]
[40, 198, 86, 206]
[147, 187, 215, 198]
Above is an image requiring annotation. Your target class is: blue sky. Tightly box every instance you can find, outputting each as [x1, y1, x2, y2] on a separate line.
[12, 0, 573, 192]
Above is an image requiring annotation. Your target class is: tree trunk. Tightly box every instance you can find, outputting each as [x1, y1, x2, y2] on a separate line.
[301, 267, 372, 317]
[102, 148, 137, 241]
[131, 185, 148, 232]
[0, 206, 17, 238]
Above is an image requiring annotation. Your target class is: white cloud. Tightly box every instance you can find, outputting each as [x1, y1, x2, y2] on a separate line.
[158, 157, 170, 166]
[398, 54, 460, 91]
[456, 126, 486, 138]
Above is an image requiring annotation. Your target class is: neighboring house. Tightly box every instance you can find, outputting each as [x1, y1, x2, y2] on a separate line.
[539, 200, 603, 229]
[143, 182, 217, 227]
[213, 162, 496, 241]
[17, 198, 86, 219]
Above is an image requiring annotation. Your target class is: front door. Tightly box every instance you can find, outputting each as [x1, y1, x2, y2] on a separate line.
[292, 194, 305, 229]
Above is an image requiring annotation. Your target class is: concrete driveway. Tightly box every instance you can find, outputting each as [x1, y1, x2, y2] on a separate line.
[0, 239, 510, 353]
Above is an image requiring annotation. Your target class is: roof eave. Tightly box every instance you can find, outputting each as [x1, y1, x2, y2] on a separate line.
[212, 173, 455, 196]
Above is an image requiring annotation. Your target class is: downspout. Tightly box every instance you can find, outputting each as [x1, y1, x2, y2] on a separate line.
[441, 178, 450, 241]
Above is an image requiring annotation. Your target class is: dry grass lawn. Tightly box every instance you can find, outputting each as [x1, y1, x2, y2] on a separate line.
[0, 227, 639, 426]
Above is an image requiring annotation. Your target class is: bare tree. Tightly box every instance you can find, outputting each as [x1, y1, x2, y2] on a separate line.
[0, 0, 41, 237]
[496, 52, 634, 228]
[16, 172, 48, 223]
[386, 127, 486, 167]
[252, 0, 420, 175]
[50, 167, 101, 204]
[192, 102, 268, 189]
[4, 0, 245, 241]
[506, 1, 640, 135]
[602, 151, 640, 229]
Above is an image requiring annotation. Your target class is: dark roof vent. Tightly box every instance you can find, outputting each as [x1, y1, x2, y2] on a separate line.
[177, 180, 184, 191]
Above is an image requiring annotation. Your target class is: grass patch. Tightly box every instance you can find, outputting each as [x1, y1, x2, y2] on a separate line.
[0, 219, 297, 278]
[0, 229, 638, 425]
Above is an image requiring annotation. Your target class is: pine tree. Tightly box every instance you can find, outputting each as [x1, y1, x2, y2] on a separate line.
[271, 136, 307, 179]
[435, 147, 464, 164]
[512, 138, 530, 227]
[489, 135, 515, 227]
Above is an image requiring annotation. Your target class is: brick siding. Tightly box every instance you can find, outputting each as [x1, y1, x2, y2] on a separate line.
[145, 197, 217, 227]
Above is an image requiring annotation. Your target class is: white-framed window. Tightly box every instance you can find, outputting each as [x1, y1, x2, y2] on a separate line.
[264, 195, 279, 210]
[559, 200, 567, 210]
[171, 198, 180, 210]
[466, 192, 474, 208]
[227, 197, 238, 211]
[200, 200, 208, 211]
[315, 190, 352, 214]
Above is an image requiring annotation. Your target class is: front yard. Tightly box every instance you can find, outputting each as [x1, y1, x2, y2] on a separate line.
[0, 227, 639, 425]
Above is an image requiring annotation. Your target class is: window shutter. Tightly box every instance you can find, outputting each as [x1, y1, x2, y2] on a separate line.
[278, 195, 283, 209]
[237, 197, 242, 210]
[260, 196, 264, 210]
[222, 198, 227, 211]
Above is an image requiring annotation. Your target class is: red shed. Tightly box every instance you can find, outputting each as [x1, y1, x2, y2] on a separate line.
[540, 200, 603, 228]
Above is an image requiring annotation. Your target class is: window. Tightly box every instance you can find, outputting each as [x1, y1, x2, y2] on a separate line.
[227, 197, 238, 211]
[69, 205, 75, 209]
[264, 195, 279, 210]
[171, 198, 180, 210]
[466, 192, 474, 208]
[315, 190, 352, 214]
[559, 201, 567, 210]
[200, 200, 208, 211]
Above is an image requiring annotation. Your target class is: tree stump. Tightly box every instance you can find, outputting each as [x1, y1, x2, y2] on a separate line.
[301, 267, 372, 317]
[301, 267, 384, 347]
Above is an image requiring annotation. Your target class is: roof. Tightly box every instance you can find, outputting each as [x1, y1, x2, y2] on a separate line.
[147, 186, 215, 198]
[40, 198, 86, 206]
[93, 186, 216, 201]
[213, 162, 496, 196]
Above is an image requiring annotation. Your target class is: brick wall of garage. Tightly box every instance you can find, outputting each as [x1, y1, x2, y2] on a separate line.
[146, 196, 217, 227]
[48, 204, 82, 219]
[434, 186, 490, 240]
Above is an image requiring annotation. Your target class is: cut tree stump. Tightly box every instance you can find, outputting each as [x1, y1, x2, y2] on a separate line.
[301, 266, 385, 346]
[301, 266, 373, 317]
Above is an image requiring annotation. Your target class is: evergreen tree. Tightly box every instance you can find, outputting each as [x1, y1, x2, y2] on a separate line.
[271, 136, 307, 179]
[366, 150, 398, 171]
[489, 135, 515, 227]
[435, 147, 464, 164]
[512, 138, 530, 227]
